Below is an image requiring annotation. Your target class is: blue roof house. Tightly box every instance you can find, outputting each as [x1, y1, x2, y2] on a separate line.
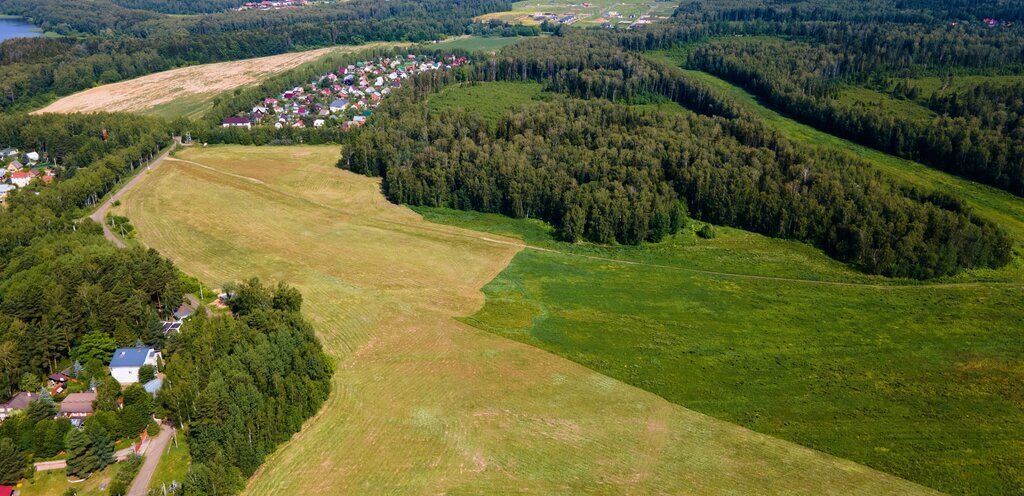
[109, 346, 162, 384]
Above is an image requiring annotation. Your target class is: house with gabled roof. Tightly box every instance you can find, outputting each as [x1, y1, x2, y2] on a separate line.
[109, 346, 162, 384]
[0, 392, 38, 421]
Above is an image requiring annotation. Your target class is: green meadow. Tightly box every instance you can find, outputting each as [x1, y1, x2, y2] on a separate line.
[430, 35, 528, 53]
[418, 206, 1024, 495]
[429, 81, 550, 122]
[408, 50, 1024, 494]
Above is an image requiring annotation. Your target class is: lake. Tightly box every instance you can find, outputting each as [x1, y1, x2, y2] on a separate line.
[0, 17, 40, 42]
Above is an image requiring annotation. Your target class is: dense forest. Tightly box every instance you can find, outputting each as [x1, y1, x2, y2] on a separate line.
[343, 57, 1011, 278]
[0, 113, 182, 483]
[687, 37, 1024, 196]
[111, 0, 244, 15]
[159, 279, 332, 496]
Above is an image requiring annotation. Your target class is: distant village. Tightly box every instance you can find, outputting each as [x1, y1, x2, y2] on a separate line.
[0, 147, 56, 204]
[529, 8, 662, 28]
[222, 54, 468, 131]
[237, 0, 330, 11]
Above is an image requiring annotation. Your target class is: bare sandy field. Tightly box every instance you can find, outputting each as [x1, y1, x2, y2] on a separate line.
[34, 43, 398, 119]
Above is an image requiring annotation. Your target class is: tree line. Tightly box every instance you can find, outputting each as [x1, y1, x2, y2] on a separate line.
[159, 279, 332, 496]
[342, 49, 1011, 278]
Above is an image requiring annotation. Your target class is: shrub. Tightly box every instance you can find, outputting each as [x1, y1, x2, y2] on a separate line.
[697, 224, 717, 239]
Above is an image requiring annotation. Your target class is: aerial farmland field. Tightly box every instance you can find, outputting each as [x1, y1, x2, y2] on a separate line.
[32, 43, 403, 120]
[115, 145, 934, 494]
[476, 0, 676, 27]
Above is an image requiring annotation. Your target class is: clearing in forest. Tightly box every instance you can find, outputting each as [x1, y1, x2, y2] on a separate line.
[33, 43, 400, 119]
[116, 145, 934, 494]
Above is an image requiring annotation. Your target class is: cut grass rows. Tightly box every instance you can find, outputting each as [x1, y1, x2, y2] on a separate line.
[118, 145, 933, 494]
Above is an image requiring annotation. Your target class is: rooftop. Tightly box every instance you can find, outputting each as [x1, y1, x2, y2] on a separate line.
[110, 346, 155, 368]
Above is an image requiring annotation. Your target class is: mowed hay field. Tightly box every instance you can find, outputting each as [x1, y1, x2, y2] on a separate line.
[33, 43, 399, 119]
[116, 145, 934, 494]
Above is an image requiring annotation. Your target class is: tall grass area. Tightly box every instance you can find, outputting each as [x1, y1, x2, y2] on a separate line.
[430, 35, 527, 53]
[428, 81, 550, 123]
[148, 433, 190, 492]
[417, 207, 1024, 495]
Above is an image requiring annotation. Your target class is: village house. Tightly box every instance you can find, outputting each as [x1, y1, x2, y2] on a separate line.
[222, 116, 252, 129]
[0, 392, 38, 421]
[0, 147, 17, 159]
[10, 170, 36, 188]
[109, 346, 162, 384]
[6, 160, 22, 173]
[59, 391, 96, 427]
[173, 303, 195, 321]
[23, 151, 39, 163]
[0, 184, 15, 203]
[224, 54, 467, 132]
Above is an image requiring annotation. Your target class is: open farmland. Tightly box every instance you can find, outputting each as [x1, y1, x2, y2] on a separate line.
[33, 43, 401, 119]
[476, 0, 675, 27]
[424, 207, 1024, 495]
[116, 145, 934, 494]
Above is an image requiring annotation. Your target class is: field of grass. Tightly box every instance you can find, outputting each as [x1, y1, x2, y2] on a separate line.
[116, 145, 933, 494]
[477, 0, 676, 27]
[902, 74, 1024, 99]
[148, 432, 190, 492]
[19, 464, 119, 496]
[33, 42, 402, 120]
[429, 81, 550, 122]
[835, 86, 937, 122]
[420, 206, 1024, 494]
[430, 35, 528, 53]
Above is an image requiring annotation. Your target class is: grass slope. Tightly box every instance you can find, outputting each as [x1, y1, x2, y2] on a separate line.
[423, 207, 1024, 494]
[117, 145, 932, 494]
[148, 433, 190, 492]
[19, 463, 120, 496]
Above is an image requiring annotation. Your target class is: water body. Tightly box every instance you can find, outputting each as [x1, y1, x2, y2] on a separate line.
[0, 17, 41, 42]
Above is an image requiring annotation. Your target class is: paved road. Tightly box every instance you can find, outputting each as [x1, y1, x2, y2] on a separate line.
[89, 137, 181, 248]
[126, 424, 175, 496]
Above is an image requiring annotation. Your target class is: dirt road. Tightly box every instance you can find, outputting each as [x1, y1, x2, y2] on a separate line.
[126, 424, 176, 496]
[88, 138, 180, 247]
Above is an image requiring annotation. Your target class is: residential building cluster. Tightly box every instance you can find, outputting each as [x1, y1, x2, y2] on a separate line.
[0, 305, 195, 430]
[0, 147, 55, 203]
[237, 0, 322, 11]
[222, 54, 468, 131]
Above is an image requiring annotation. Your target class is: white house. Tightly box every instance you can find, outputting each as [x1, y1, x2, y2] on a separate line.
[24, 151, 39, 163]
[221, 117, 252, 129]
[109, 346, 162, 384]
